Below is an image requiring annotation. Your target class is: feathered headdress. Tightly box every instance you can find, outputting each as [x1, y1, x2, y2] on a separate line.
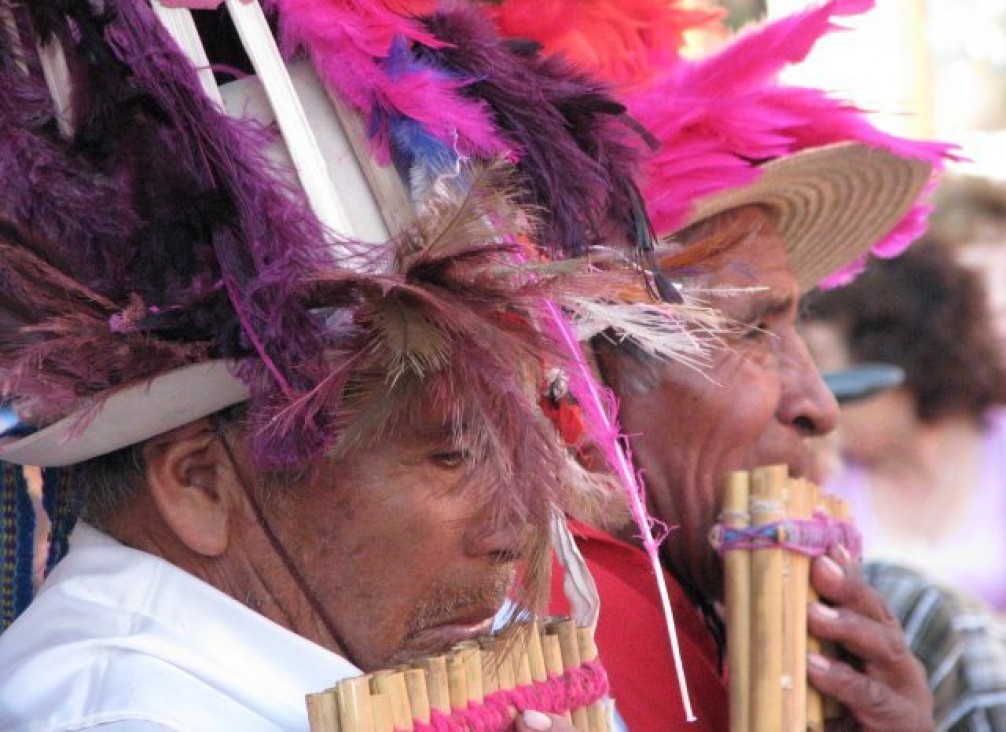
[0, 0, 599, 628]
[0, 0, 725, 638]
[268, 0, 653, 258]
[492, 0, 959, 289]
[623, 0, 959, 287]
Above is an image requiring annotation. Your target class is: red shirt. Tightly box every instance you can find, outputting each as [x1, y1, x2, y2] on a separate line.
[549, 520, 729, 732]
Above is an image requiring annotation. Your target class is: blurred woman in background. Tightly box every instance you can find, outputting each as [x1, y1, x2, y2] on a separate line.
[803, 236, 1006, 612]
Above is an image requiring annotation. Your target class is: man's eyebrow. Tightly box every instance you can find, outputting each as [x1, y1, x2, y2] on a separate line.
[406, 419, 469, 444]
[738, 294, 794, 321]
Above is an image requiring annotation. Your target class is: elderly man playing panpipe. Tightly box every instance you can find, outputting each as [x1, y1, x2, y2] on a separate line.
[0, 1, 714, 730]
[486, 1, 968, 731]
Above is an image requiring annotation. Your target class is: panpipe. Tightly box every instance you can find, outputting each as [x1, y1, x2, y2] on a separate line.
[710, 464, 861, 732]
[306, 618, 612, 732]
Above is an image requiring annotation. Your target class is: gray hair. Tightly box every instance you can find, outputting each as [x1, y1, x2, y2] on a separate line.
[72, 403, 252, 530]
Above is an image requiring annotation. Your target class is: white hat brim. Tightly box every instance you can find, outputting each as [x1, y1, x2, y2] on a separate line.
[684, 142, 932, 292]
[0, 66, 388, 469]
[0, 361, 249, 467]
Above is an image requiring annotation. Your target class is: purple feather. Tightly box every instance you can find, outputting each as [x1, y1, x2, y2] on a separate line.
[1, 0, 352, 464]
[417, 6, 646, 257]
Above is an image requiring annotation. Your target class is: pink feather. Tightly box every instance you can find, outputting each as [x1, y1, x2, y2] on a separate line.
[625, 0, 959, 275]
[268, 0, 510, 162]
[488, 0, 724, 85]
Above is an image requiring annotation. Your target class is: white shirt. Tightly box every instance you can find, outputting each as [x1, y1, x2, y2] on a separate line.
[0, 524, 359, 731]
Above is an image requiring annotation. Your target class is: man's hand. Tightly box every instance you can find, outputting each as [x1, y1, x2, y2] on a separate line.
[807, 545, 934, 732]
[514, 710, 581, 732]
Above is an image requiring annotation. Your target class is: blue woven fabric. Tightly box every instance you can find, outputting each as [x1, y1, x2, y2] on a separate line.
[1, 462, 33, 632]
[42, 467, 76, 577]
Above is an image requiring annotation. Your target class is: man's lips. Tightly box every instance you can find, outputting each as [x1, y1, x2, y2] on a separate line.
[400, 615, 497, 659]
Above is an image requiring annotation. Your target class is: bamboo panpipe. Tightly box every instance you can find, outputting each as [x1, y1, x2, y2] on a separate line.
[715, 465, 860, 732]
[307, 618, 612, 732]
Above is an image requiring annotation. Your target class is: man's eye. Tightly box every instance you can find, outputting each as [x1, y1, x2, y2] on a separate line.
[742, 321, 770, 339]
[430, 450, 467, 469]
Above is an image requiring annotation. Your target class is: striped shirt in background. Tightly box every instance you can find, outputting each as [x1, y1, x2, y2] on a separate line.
[864, 561, 1006, 732]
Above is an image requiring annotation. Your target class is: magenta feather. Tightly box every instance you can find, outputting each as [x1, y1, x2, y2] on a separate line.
[624, 0, 959, 286]
[268, 0, 509, 163]
[418, 5, 647, 257]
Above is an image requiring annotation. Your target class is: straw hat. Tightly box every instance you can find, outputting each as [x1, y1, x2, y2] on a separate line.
[684, 142, 933, 293]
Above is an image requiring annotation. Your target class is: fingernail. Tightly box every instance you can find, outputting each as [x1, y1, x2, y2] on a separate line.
[523, 710, 553, 731]
[810, 602, 839, 620]
[807, 652, 831, 672]
[819, 555, 844, 579]
[832, 543, 852, 565]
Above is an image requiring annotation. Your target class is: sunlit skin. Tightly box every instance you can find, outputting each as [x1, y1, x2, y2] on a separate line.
[595, 205, 934, 730]
[108, 419, 526, 672]
[600, 208, 839, 604]
[104, 409, 582, 731]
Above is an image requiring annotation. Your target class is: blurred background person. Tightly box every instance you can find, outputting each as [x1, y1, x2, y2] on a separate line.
[803, 236, 1006, 612]
[931, 174, 1006, 355]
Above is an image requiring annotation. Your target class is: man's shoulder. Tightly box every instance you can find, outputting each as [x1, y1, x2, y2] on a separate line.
[864, 560, 1006, 731]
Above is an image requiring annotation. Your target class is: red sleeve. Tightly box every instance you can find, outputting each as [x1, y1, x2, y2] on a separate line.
[549, 520, 730, 732]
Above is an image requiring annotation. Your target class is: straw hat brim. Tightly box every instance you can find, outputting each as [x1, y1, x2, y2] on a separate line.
[0, 361, 249, 467]
[684, 142, 933, 292]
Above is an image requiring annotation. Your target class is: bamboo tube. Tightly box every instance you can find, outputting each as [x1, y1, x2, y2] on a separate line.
[457, 642, 484, 705]
[524, 622, 549, 683]
[541, 630, 574, 724]
[821, 498, 849, 726]
[480, 639, 501, 696]
[541, 632, 565, 678]
[576, 626, 608, 732]
[335, 676, 376, 732]
[785, 478, 812, 732]
[511, 634, 534, 687]
[371, 671, 413, 731]
[549, 619, 590, 732]
[403, 669, 431, 725]
[306, 690, 341, 732]
[723, 470, 752, 732]
[805, 483, 825, 732]
[369, 693, 393, 732]
[415, 655, 450, 715]
[750, 464, 788, 732]
[445, 650, 469, 711]
[780, 480, 795, 732]
[494, 643, 517, 691]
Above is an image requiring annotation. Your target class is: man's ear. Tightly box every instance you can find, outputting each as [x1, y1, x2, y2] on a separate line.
[591, 337, 662, 398]
[142, 418, 240, 557]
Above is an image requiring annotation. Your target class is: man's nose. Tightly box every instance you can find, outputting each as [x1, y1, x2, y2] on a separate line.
[465, 506, 529, 562]
[777, 332, 841, 437]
